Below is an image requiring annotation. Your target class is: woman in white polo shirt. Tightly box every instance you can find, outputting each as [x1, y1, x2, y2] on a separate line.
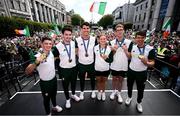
[25, 37, 62, 115]
[94, 34, 113, 101]
[53, 26, 80, 109]
[125, 31, 155, 113]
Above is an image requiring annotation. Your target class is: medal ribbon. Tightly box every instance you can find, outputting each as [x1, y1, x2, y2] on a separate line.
[63, 42, 71, 61]
[82, 39, 90, 56]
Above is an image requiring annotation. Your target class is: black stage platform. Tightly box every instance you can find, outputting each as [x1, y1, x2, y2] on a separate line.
[0, 80, 180, 115]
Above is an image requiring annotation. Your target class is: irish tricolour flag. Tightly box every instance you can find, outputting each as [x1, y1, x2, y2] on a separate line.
[162, 18, 171, 39]
[90, 2, 107, 15]
[48, 31, 57, 38]
[15, 25, 30, 37]
[162, 17, 171, 32]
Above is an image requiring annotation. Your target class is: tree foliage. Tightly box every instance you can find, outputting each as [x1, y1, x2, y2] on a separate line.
[71, 14, 84, 26]
[98, 14, 114, 29]
[124, 23, 133, 30]
[0, 16, 61, 38]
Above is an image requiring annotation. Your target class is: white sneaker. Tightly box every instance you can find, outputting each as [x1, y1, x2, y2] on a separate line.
[102, 92, 106, 101]
[136, 103, 143, 113]
[71, 94, 80, 102]
[52, 105, 63, 112]
[91, 90, 96, 98]
[47, 113, 51, 116]
[110, 90, 116, 100]
[79, 92, 84, 100]
[117, 92, 123, 103]
[97, 92, 101, 100]
[125, 97, 132, 105]
[65, 99, 71, 109]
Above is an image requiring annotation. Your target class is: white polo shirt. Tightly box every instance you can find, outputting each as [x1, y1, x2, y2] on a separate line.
[110, 38, 132, 71]
[75, 36, 96, 65]
[36, 51, 55, 81]
[129, 45, 153, 72]
[56, 41, 76, 68]
[94, 45, 111, 71]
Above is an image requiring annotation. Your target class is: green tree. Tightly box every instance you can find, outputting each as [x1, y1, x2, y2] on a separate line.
[71, 14, 84, 26]
[124, 23, 133, 30]
[98, 14, 114, 29]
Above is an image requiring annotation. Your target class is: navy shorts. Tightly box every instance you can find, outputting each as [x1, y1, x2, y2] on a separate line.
[111, 70, 126, 78]
[95, 70, 110, 77]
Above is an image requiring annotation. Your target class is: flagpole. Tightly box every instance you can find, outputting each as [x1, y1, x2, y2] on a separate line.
[91, 12, 93, 24]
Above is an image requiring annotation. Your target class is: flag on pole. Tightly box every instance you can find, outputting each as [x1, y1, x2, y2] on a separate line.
[54, 25, 60, 35]
[145, 30, 151, 44]
[15, 25, 30, 37]
[162, 17, 171, 32]
[162, 18, 171, 39]
[90, 2, 107, 15]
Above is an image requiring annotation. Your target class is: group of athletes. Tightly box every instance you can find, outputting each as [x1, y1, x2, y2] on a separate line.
[25, 22, 155, 115]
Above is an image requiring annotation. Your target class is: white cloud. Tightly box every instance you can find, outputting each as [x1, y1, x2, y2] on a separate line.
[59, 0, 136, 23]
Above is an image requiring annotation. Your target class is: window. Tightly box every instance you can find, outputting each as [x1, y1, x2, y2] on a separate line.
[141, 4, 143, 10]
[149, 11, 153, 19]
[9, 0, 14, 9]
[146, 2, 148, 8]
[136, 7, 138, 11]
[144, 13, 146, 21]
[18, 1, 21, 10]
[0, 1, 3, 7]
[152, 0, 155, 6]
[22, 2, 27, 11]
[62, 14, 64, 21]
[139, 14, 141, 21]
[135, 15, 137, 22]
[119, 12, 122, 19]
[133, 25, 136, 29]
[147, 24, 150, 30]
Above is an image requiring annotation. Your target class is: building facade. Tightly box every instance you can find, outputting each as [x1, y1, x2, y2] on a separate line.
[66, 9, 74, 25]
[133, 0, 180, 32]
[0, 0, 32, 19]
[133, 0, 155, 31]
[29, 0, 66, 25]
[112, 3, 135, 25]
[0, 0, 67, 25]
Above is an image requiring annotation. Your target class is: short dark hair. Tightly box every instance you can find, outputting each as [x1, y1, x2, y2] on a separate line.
[81, 22, 90, 28]
[115, 23, 124, 30]
[135, 31, 146, 37]
[41, 36, 52, 43]
[62, 25, 72, 34]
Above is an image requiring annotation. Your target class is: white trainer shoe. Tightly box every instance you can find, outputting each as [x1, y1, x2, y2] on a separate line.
[71, 94, 80, 102]
[91, 90, 96, 99]
[79, 92, 84, 100]
[117, 92, 123, 103]
[47, 113, 51, 116]
[52, 105, 63, 112]
[97, 92, 101, 100]
[125, 97, 132, 105]
[110, 90, 117, 100]
[102, 92, 106, 101]
[136, 103, 143, 113]
[65, 99, 71, 109]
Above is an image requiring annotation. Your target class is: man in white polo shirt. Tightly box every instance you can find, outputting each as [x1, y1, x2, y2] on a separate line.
[109, 23, 133, 103]
[25, 37, 62, 115]
[75, 22, 98, 100]
[125, 31, 155, 113]
[53, 26, 80, 109]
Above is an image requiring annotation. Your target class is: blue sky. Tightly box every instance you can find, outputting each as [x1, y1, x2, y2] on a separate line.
[59, 0, 136, 23]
